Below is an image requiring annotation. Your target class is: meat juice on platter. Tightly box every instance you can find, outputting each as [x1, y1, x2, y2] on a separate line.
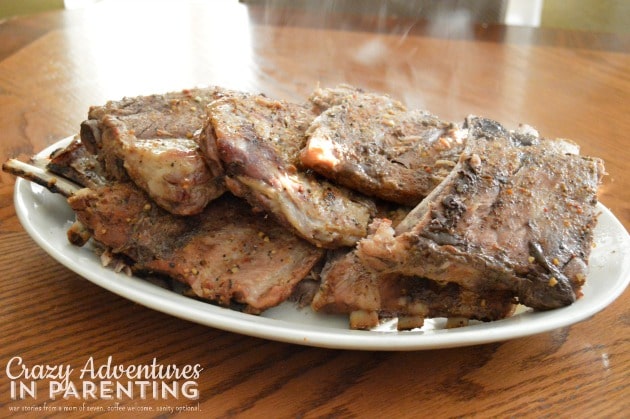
[2, 84, 606, 332]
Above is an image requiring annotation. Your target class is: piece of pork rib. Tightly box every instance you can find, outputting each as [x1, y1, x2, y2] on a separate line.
[49, 134, 217, 214]
[200, 93, 376, 249]
[357, 116, 605, 310]
[301, 86, 465, 206]
[311, 203, 514, 330]
[81, 87, 232, 152]
[80, 87, 232, 215]
[311, 250, 515, 330]
[47, 136, 108, 188]
[68, 183, 325, 314]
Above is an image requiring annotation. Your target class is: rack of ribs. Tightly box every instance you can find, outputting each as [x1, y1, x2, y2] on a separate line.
[310, 202, 515, 330]
[311, 249, 516, 330]
[357, 116, 605, 310]
[4, 153, 325, 314]
[80, 87, 233, 215]
[68, 183, 325, 314]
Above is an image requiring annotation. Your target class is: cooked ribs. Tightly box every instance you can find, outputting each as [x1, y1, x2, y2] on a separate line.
[311, 204, 515, 330]
[8, 143, 326, 314]
[201, 93, 376, 248]
[357, 116, 605, 310]
[312, 250, 515, 329]
[48, 136, 108, 188]
[302, 87, 465, 205]
[3, 84, 607, 328]
[80, 87, 231, 215]
[68, 183, 325, 313]
[81, 87, 232, 151]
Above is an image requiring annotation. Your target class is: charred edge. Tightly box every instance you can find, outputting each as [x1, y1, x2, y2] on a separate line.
[80, 119, 101, 154]
[524, 240, 576, 309]
[67, 220, 91, 246]
[464, 116, 509, 140]
[528, 241, 552, 271]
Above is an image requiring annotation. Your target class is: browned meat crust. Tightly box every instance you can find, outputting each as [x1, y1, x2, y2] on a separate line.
[68, 183, 325, 314]
[81, 87, 232, 150]
[302, 87, 465, 205]
[47, 136, 108, 189]
[3, 84, 607, 326]
[202, 93, 376, 248]
[80, 87, 232, 215]
[312, 250, 515, 329]
[357, 117, 605, 310]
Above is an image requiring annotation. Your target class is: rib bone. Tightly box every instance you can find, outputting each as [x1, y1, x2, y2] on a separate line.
[2, 157, 81, 197]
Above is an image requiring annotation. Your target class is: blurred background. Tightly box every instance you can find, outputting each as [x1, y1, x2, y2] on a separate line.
[0, 0, 628, 34]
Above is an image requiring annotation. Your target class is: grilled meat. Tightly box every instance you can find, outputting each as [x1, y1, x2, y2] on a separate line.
[308, 84, 366, 112]
[47, 136, 108, 188]
[68, 183, 325, 314]
[9, 145, 326, 314]
[201, 93, 376, 248]
[80, 87, 232, 215]
[98, 116, 224, 215]
[301, 87, 465, 205]
[4, 84, 607, 325]
[81, 87, 231, 152]
[312, 203, 515, 330]
[357, 117, 605, 310]
[312, 250, 515, 329]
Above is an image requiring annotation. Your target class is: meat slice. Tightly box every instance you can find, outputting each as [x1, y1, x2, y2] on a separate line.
[311, 203, 515, 330]
[80, 87, 232, 215]
[301, 87, 465, 206]
[47, 136, 108, 188]
[81, 87, 232, 152]
[312, 250, 515, 330]
[357, 117, 605, 310]
[201, 93, 376, 248]
[68, 183, 325, 314]
[98, 116, 225, 215]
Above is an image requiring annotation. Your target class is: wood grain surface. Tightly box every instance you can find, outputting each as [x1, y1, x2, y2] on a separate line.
[1, 1, 628, 417]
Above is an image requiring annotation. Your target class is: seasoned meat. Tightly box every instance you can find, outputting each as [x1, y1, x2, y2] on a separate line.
[301, 87, 465, 205]
[3, 83, 608, 325]
[68, 183, 325, 314]
[312, 250, 382, 316]
[312, 250, 515, 329]
[81, 87, 232, 152]
[80, 87, 232, 215]
[98, 116, 225, 215]
[47, 136, 108, 188]
[201, 93, 376, 248]
[308, 84, 366, 112]
[357, 117, 605, 310]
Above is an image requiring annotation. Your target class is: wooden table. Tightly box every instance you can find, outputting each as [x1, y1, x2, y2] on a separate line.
[1, 1, 628, 417]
